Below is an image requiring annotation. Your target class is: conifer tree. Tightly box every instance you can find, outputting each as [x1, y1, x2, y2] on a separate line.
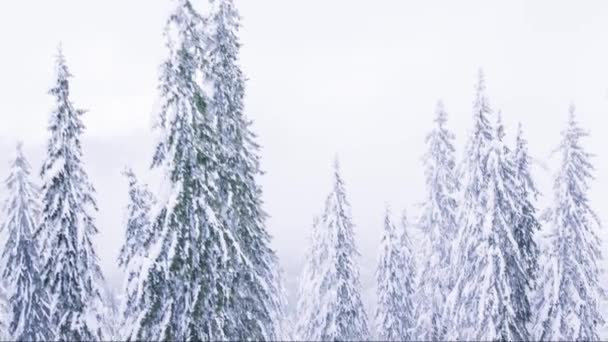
[117, 168, 156, 339]
[447, 73, 530, 340]
[512, 123, 541, 328]
[294, 217, 323, 341]
[375, 207, 415, 341]
[295, 159, 370, 341]
[0, 143, 52, 341]
[37, 48, 107, 341]
[126, 1, 240, 340]
[535, 105, 605, 341]
[415, 101, 459, 341]
[206, 0, 284, 339]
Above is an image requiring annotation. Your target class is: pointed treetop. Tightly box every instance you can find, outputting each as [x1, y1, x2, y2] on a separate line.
[476, 68, 486, 95]
[435, 100, 447, 127]
[568, 102, 576, 117]
[15, 140, 23, 154]
[54, 43, 70, 79]
[122, 167, 137, 184]
[516, 122, 524, 139]
[8, 141, 32, 179]
[332, 155, 343, 183]
[384, 205, 393, 223]
[567, 103, 579, 127]
[563, 103, 589, 141]
[470, 68, 492, 133]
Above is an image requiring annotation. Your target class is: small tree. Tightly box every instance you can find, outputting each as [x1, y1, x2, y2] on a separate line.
[535, 105, 605, 341]
[416, 101, 459, 341]
[0, 143, 52, 341]
[375, 207, 415, 341]
[117, 168, 156, 339]
[37, 48, 107, 341]
[295, 159, 369, 341]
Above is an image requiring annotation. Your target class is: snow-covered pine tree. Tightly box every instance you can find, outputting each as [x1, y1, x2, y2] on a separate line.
[126, 1, 240, 340]
[117, 168, 156, 339]
[375, 207, 415, 341]
[445, 70, 494, 338]
[535, 105, 605, 341]
[0, 143, 52, 341]
[446, 73, 530, 341]
[37, 48, 107, 341]
[415, 101, 459, 341]
[295, 158, 370, 341]
[511, 123, 541, 328]
[205, 0, 284, 339]
[294, 216, 323, 341]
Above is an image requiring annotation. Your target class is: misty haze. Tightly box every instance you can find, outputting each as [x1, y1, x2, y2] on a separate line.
[0, 0, 607, 341]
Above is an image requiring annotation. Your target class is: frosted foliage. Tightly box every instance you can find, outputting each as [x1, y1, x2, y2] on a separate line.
[535, 106, 605, 341]
[295, 160, 370, 341]
[415, 101, 459, 341]
[0, 285, 9, 340]
[206, 0, 284, 339]
[446, 74, 533, 341]
[125, 0, 242, 340]
[117, 168, 156, 339]
[0, 144, 52, 341]
[513, 123, 541, 284]
[375, 208, 415, 341]
[36, 49, 107, 342]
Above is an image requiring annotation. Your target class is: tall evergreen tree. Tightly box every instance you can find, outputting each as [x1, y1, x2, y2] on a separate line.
[0, 143, 52, 341]
[117, 168, 156, 339]
[375, 207, 415, 341]
[535, 105, 605, 341]
[206, 0, 284, 339]
[37, 48, 107, 341]
[447, 73, 530, 340]
[415, 101, 459, 341]
[445, 70, 494, 339]
[511, 123, 541, 328]
[126, 1, 240, 340]
[295, 159, 370, 341]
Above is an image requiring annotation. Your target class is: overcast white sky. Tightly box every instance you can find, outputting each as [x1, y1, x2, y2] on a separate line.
[1, 0, 608, 312]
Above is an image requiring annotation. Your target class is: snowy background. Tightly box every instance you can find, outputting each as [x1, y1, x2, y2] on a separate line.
[1, 0, 607, 327]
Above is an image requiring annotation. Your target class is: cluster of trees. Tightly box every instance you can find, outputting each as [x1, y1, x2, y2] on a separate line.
[294, 71, 605, 341]
[0, 0, 287, 341]
[0, 0, 604, 341]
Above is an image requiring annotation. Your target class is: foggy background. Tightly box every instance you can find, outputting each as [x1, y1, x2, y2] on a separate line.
[1, 0, 607, 318]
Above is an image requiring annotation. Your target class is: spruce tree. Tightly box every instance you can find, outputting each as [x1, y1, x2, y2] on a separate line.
[117, 168, 156, 339]
[415, 101, 459, 341]
[294, 217, 323, 341]
[295, 159, 370, 341]
[375, 207, 415, 341]
[447, 73, 530, 340]
[535, 105, 605, 341]
[445, 71, 494, 339]
[206, 0, 284, 339]
[126, 1, 239, 340]
[0, 143, 52, 341]
[37, 48, 107, 341]
[512, 123, 540, 329]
